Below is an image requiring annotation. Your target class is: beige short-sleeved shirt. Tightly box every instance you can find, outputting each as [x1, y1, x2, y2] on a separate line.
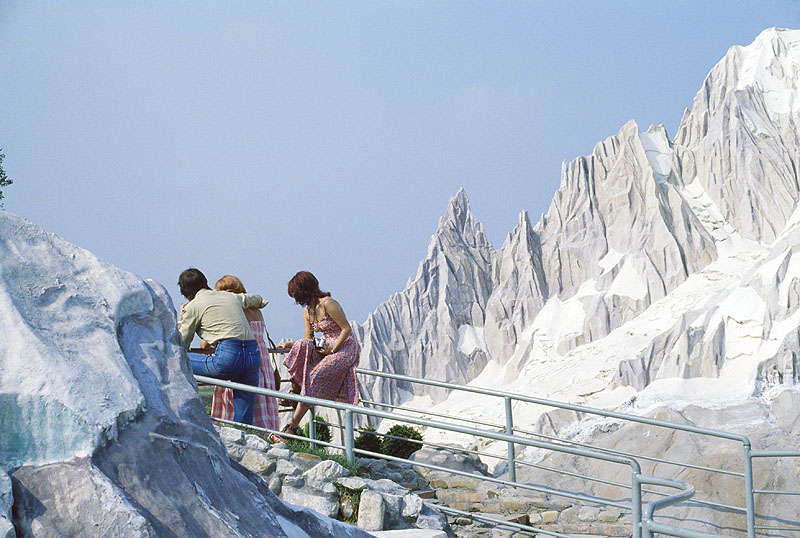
[179, 289, 268, 348]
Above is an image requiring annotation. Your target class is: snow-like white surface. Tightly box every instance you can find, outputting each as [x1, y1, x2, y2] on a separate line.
[598, 248, 623, 273]
[607, 258, 648, 300]
[457, 325, 487, 355]
[529, 280, 593, 350]
[733, 28, 800, 116]
[639, 128, 672, 177]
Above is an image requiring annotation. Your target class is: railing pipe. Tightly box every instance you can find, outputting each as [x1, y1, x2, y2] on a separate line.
[435, 505, 575, 538]
[742, 441, 755, 538]
[356, 368, 751, 444]
[344, 409, 354, 461]
[355, 367, 759, 536]
[632, 472, 643, 538]
[638, 475, 731, 538]
[514, 425, 746, 478]
[751, 449, 800, 458]
[368, 396, 746, 480]
[201, 364, 800, 537]
[504, 396, 516, 482]
[195, 376, 636, 468]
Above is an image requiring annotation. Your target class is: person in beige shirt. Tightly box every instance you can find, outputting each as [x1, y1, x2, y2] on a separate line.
[178, 268, 268, 425]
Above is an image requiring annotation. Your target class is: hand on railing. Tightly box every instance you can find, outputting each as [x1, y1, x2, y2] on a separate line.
[189, 340, 215, 355]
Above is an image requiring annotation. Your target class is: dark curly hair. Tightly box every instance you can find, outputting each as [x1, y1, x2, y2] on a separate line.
[287, 271, 330, 320]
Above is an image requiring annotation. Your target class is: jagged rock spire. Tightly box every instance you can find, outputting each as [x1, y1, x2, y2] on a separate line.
[675, 27, 800, 243]
[355, 189, 493, 404]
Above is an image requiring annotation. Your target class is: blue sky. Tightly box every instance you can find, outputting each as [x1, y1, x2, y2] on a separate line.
[1, 1, 798, 339]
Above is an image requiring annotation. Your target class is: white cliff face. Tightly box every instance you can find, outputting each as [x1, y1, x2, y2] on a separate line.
[483, 210, 547, 364]
[532, 120, 717, 355]
[357, 28, 800, 431]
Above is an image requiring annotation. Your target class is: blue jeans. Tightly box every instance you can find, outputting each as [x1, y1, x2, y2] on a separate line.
[190, 339, 260, 424]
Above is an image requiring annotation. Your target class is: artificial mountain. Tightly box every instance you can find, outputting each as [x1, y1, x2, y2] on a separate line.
[355, 28, 800, 530]
[356, 27, 800, 444]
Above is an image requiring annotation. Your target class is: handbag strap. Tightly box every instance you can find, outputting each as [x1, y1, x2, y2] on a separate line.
[262, 322, 280, 372]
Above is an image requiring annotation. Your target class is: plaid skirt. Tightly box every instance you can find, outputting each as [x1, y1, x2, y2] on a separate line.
[210, 320, 280, 430]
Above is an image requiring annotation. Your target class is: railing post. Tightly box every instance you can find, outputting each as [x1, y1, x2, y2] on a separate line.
[743, 442, 756, 538]
[641, 504, 654, 538]
[505, 396, 516, 482]
[309, 407, 316, 443]
[632, 473, 643, 538]
[345, 409, 354, 461]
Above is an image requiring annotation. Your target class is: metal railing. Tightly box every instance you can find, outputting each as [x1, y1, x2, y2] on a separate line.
[195, 348, 800, 537]
[197, 373, 741, 538]
[353, 367, 800, 537]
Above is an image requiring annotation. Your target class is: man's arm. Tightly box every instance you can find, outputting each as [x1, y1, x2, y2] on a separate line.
[179, 303, 200, 349]
[239, 293, 268, 310]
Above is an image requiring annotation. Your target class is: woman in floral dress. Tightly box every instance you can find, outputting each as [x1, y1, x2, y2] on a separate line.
[279, 271, 360, 435]
[209, 275, 280, 432]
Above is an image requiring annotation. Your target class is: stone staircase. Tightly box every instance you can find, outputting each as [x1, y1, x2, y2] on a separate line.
[408, 447, 633, 537]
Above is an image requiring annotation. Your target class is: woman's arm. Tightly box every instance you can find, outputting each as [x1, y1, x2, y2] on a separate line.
[244, 307, 263, 323]
[303, 307, 314, 340]
[322, 298, 351, 354]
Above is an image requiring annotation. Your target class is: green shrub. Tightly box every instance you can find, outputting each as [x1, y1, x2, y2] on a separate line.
[380, 424, 423, 460]
[354, 425, 382, 457]
[303, 415, 332, 444]
[287, 415, 332, 452]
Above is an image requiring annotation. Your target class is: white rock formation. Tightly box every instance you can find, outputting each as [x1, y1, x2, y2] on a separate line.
[343, 27, 800, 535]
[0, 211, 371, 537]
[354, 33, 800, 529]
[674, 28, 800, 244]
[356, 28, 800, 413]
[355, 188, 493, 404]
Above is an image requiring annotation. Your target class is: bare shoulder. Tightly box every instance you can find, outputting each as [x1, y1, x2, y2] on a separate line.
[324, 297, 347, 317]
[322, 296, 341, 309]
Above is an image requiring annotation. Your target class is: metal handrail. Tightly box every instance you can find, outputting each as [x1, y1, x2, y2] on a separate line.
[197, 375, 650, 535]
[356, 368, 750, 442]
[195, 375, 744, 538]
[354, 367, 800, 536]
[199, 349, 800, 536]
[333, 419, 714, 514]
[637, 475, 729, 538]
[363, 395, 745, 479]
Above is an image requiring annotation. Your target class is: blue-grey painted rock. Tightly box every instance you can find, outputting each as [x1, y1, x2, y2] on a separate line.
[0, 211, 372, 538]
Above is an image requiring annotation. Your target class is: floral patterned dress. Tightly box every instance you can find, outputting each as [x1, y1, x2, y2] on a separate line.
[284, 302, 360, 404]
[210, 319, 280, 430]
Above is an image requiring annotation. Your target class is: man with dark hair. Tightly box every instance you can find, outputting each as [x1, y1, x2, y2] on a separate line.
[178, 267, 210, 300]
[177, 268, 268, 425]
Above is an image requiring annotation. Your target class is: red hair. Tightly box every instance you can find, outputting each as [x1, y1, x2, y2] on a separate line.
[215, 275, 246, 294]
[287, 271, 330, 317]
